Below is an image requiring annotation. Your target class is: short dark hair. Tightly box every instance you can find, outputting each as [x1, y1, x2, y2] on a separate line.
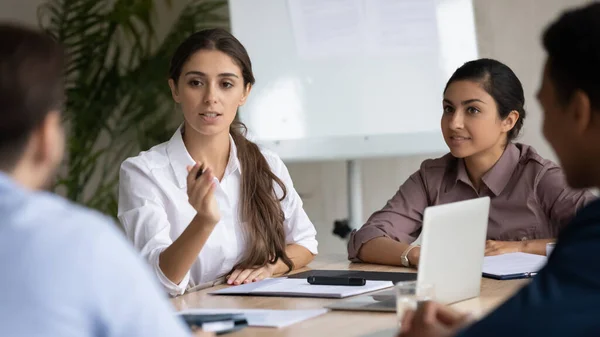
[543, 3, 600, 110]
[444, 58, 526, 143]
[0, 23, 64, 171]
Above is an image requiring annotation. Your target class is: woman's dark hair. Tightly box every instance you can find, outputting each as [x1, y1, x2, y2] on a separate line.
[0, 23, 64, 171]
[444, 58, 526, 143]
[169, 28, 294, 273]
[543, 3, 600, 110]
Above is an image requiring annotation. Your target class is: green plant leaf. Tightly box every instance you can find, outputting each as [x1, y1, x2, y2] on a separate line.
[40, 0, 228, 214]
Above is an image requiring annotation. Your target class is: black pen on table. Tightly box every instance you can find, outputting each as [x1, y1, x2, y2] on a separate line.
[307, 276, 366, 286]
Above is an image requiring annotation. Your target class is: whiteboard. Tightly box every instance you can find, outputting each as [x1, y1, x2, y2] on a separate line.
[229, 0, 478, 162]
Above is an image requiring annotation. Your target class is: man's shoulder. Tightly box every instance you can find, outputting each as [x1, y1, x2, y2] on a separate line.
[0, 192, 150, 336]
[2, 191, 117, 249]
[563, 198, 600, 237]
[3, 192, 132, 278]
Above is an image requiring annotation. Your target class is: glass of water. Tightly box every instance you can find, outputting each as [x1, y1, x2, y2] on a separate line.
[546, 242, 556, 257]
[395, 281, 435, 328]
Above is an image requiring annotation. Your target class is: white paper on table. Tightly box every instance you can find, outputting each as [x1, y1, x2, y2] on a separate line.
[482, 252, 547, 277]
[211, 278, 394, 298]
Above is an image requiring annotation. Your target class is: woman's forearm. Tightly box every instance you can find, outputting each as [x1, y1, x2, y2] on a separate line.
[158, 215, 215, 284]
[272, 244, 315, 275]
[522, 239, 555, 255]
[358, 237, 413, 266]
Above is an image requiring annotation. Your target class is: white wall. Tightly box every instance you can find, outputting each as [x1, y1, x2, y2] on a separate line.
[1, 0, 590, 254]
[287, 0, 591, 255]
[0, 0, 44, 24]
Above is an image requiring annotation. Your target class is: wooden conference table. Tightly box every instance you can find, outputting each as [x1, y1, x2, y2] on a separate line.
[171, 254, 529, 337]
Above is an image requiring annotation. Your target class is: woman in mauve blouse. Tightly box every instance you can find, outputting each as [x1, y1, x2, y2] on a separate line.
[348, 59, 595, 268]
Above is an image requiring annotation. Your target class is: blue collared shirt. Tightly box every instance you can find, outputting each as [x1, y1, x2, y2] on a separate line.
[458, 198, 600, 336]
[0, 173, 190, 337]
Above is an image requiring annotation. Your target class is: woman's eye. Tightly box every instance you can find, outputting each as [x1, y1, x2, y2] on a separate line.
[467, 107, 480, 114]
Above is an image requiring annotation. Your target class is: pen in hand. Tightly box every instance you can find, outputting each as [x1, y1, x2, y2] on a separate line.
[196, 165, 205, 179]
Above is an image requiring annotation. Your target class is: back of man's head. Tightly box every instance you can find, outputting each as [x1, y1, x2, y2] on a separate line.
[0, 23, 65, 186]
[543, 3, 600, 110]
[539, 3, 600, 189]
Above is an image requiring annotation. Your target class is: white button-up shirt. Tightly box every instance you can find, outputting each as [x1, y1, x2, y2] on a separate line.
[118, 127, 318, 295]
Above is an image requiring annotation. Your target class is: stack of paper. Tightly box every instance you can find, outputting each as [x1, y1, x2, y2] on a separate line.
[211, 278, 394, 298]
[482, 252, 547, 279]
[177, 308, 328, 328]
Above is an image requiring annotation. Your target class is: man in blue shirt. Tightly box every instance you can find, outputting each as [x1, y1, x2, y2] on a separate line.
[399, 3, 600, 337]
[0, 23, 203, 337]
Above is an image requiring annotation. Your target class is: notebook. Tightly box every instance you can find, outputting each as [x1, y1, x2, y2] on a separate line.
[178, 308, 328, 328]
[178, 313, 247, 335]
[210, 277, 394, 298]
[482, 252, 547, 280]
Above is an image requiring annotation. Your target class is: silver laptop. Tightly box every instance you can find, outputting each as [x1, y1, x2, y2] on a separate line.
[418, 196, 489, 304]
[327, 197, 490, 311]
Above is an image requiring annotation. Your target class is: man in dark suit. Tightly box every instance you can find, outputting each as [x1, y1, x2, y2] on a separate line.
[399, 3, 600, 337]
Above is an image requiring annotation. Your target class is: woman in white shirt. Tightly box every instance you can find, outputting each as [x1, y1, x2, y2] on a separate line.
[118, 28, 318, 296]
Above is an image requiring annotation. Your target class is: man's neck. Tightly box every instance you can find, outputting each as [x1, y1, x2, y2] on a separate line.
[6, 162, 46, 191]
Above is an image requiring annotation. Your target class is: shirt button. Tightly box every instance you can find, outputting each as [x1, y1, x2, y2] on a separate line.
[521, 236, 528, 241]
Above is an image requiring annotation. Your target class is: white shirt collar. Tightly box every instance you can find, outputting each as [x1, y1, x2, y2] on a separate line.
[166, 125, 241, 188]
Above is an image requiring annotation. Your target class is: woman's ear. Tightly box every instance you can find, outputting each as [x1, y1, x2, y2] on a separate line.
[502, 110, 519, 133]
[168, 79, 181, 103]
[239, 83, 252, 106]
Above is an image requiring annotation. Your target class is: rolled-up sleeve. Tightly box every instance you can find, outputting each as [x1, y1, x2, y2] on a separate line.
[269, 155, 318, 255]
[118, 159, 190, 296]
[536, 164, 596, 235]
[347, 170, 429, 262]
